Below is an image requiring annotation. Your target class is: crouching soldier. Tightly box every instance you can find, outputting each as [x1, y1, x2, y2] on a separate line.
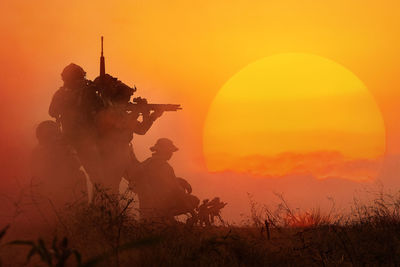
[133, 138, 199, 222]
[31, 120, 88, 210]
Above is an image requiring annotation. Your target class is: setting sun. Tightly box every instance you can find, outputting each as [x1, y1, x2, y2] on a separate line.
[203, 53, 385, 180]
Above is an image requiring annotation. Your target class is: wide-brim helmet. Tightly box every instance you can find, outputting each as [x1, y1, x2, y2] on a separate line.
[150, 138, 179, 153]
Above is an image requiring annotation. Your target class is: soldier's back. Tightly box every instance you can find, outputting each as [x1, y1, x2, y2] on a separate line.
[49, 83, 103, 141]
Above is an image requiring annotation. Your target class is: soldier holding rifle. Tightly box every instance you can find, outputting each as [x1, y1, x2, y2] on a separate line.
[93, 37, 181, 194]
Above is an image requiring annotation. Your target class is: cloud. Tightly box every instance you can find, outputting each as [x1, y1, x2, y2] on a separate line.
[211, 150, 383, 181]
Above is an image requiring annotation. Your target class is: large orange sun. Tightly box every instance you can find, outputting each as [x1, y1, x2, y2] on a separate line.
[203, 53, 385, 180]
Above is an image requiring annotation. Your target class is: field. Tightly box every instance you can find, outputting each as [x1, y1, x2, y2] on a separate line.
[1, 188, 400, 266]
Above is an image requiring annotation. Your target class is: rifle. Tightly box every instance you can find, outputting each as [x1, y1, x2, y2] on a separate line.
[127, 97, 182, 113]
[97, 37, 182, 112]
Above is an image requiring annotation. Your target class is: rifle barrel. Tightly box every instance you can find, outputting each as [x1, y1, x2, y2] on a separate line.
[100, 36, 105, 77]
[127, 103, 182, 112]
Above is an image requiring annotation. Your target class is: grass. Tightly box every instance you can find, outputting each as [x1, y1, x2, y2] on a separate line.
[1, 187, 400, 266]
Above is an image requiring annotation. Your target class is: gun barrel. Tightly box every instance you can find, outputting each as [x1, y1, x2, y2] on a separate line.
[127, 103, 182, 112]
[100, 36, 105, 77]
[147, 104, 182, 111]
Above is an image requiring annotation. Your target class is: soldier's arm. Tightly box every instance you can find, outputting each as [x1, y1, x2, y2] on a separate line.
[132, 110, 163, 135]
[176, 177, 192, 194]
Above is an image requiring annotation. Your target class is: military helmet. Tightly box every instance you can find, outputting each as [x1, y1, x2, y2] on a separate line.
[36, 120, 60, 143]
[150, 138, 179, 153]
[94, 74, 135, 102]
[61, 63, 86, 82]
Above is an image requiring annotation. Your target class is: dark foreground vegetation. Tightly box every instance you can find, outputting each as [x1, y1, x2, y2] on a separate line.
[1, 189, 400, 266]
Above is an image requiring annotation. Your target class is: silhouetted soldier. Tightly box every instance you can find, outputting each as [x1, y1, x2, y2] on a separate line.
[134, 138, 199, 221]
[48, 64, 104, 186]
[31, 120, 87, 210]
[92, 37, 169, 194]
[94, 74, 164, 194]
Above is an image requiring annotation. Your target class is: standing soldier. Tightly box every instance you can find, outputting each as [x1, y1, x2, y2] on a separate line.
[48, 63, 104, 186]
[94, 73, 163, 194]
[93, 37, 175, 194]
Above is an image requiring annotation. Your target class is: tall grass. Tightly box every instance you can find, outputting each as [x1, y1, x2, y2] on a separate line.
[2, 188, 400, 266]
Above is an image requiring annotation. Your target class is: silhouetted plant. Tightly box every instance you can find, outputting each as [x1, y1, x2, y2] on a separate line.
[5, 185, 400, 266]
[8, 235, 162, 267]
[8, 237, 82, 267]
[0, 224, 10, 266]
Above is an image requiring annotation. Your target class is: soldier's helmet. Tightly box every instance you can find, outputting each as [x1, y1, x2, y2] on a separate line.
[94, 74, 135, 103]
[150, 138, 179, 153]
[61, 63, 86, 82]
[36, 120, 61, 145]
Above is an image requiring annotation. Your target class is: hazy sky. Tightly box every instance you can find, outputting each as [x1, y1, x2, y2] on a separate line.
[1, 0, 400, 221]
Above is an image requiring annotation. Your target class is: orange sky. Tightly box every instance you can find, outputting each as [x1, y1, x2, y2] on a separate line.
[1, 0, 400, 221]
